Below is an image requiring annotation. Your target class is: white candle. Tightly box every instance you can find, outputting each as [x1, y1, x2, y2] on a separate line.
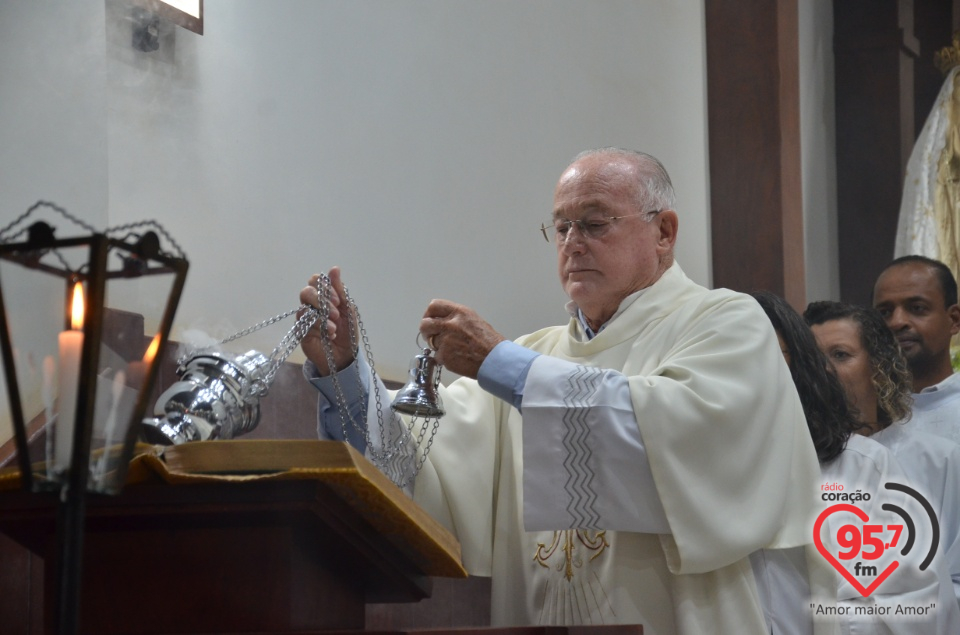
[55, 282, 84, 473]
[42, 355, 56, 473]
[94, 369, 127, 487]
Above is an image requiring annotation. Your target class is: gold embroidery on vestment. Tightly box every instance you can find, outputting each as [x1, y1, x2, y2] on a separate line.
[533, 529, 609, 581]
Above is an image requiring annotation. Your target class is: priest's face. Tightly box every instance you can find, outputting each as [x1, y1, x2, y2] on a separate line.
[810, 317, 879, 426]
[552, 154, 677, 331]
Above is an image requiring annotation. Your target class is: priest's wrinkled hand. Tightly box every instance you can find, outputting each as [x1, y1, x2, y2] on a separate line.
[420, 299, 505, 379]
[298, 266, 357, 376]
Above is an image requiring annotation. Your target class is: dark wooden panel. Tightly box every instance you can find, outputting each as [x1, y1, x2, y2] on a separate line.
[0, 531, 33, 635]
[0, 473, 456, 634]
[833, 0, 918, 305]
[367, 575, 492, 629]
[705, 0, 805, 307]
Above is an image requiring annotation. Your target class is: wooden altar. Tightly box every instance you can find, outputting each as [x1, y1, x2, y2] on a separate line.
[0, 440, 466, 635]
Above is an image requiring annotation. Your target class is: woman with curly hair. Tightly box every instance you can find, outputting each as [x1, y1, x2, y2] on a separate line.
[803, 301, 912, 433]
[805, 300, 960, 620]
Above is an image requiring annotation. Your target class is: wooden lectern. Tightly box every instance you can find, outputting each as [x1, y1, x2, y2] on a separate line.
[0, 440, 466, 635]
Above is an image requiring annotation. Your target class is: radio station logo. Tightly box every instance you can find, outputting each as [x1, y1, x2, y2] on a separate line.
[815, 481, 940, 598]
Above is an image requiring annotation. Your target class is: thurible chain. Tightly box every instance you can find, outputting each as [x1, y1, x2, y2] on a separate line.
[191, 272, 440, 488]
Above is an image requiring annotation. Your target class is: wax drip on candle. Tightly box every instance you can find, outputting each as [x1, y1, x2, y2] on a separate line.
[42, 355, 56, 475]
[94, 370, 127, 486]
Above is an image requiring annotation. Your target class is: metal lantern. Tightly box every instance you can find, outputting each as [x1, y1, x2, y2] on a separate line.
[0, 202, 188, 635]
[0, 207, 188, 494]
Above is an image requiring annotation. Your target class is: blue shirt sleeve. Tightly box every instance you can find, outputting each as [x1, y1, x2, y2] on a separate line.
[476, 340, 540, 411]
[303, 357, 370, 453]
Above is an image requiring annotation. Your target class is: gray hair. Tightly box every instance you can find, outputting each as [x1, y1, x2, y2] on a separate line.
[573, 147, 677, 212]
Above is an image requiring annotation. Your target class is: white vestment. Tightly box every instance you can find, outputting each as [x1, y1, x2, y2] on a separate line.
[910, 372, 960, 445]
[872, 422, 960, 606]
[401, 263, 822, 634]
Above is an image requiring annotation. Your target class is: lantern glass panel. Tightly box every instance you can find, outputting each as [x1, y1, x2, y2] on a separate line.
[0, 236, 185, 494]
[88, 267, 179, 494]
[0, 251, 67, 480]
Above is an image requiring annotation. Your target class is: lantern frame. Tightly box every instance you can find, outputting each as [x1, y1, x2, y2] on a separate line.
[0, 222, 188, 494]
[0, 209, 188, 635]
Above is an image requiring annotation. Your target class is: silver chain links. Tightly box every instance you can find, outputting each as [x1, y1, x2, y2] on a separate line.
[218, 308, 302, 346]
[313, 275, 388, 458]
[406, 371, 442, 478]
[204, 273, 441, 488]
[179, 306, 310, 397]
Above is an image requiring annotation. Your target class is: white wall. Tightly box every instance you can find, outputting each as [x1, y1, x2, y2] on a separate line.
[0, 1, 110, 226]
[2, 0, 713, 381]
[100, 0, 713, 379]
[799, 0, 840, 304]
[0, 0, 111, 447]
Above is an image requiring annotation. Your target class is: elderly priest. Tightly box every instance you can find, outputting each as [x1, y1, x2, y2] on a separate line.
[299, 148, 821, 635]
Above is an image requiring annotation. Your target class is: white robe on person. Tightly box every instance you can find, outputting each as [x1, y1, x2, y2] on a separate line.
[872, 421, 960, 607]
[402, 262, 822, 634]
[910, 372, 960, 445]
[816, 434, 960, 634]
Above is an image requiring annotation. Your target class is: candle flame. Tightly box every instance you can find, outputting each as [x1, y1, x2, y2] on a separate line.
[70, 282, 84, 330]
[144, 334, 161, 363]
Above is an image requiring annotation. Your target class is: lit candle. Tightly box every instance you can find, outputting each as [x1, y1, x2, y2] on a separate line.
[55, 281, 84, 472]
[126, 333, 160, 388]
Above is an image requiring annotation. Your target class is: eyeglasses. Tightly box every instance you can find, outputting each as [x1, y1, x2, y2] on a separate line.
[540, 209, 662, 243]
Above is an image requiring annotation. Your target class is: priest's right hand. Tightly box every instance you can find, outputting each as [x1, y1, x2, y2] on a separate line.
[298, 266, 357, 376]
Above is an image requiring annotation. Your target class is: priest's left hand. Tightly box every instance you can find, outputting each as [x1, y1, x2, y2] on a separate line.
[420, 300, 505, 379]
